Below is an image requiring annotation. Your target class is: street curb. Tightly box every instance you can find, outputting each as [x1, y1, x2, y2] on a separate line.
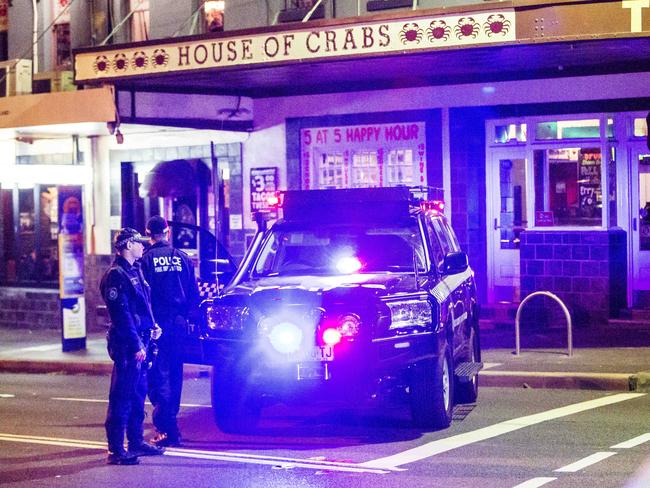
[0, 359, 643, 392]
[0, 360, 210, 379]
[481, 370, 634, 391]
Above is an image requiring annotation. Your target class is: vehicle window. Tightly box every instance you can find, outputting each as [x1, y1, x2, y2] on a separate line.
[430, 217, 452, 257]
[441, 219, 461, 252]
[252, 223, 425, 277]
[425, 219, 446, 269]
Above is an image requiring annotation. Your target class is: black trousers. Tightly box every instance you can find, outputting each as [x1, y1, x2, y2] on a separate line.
[105, 357, 147, 453]
[148, 314, 185, 438]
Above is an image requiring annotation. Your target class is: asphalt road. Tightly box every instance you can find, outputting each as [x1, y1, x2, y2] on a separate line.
[1, 373, 650, 488]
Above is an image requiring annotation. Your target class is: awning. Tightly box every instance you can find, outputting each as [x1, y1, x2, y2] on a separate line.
[140, 159, 211, 198]
[0, 86, 116, 129]
[73, 0, 650, 97]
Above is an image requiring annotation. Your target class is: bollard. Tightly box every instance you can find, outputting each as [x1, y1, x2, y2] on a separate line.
[515, 291, 573, 357]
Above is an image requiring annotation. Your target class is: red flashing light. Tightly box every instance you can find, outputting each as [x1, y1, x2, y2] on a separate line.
[420, 200, 445, 214]
[322, 328, 342, 346]
[266, 192, 284, 208]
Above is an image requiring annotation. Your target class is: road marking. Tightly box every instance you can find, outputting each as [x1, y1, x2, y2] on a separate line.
[554, 451, 617, 473]
[361, 393, 644, 469]
[0, 394, 15, 398]
[612, 433, 650, 449]
[481, 362, 501, 370]
[512, 478, 557, 488]
[0, 339, 104, 355]
[51, 397, 210, 408]
[0, 433, 396, 474]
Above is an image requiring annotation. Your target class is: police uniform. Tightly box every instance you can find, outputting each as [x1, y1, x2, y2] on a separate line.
[100, 228, 163, 465]
[141, 217, 199, 446]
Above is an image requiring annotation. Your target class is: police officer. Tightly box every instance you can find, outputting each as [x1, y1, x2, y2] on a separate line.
[141, 216, 199, 447]
[100, 228, 165, 465]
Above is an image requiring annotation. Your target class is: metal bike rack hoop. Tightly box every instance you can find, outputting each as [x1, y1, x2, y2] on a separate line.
[515, 291, 573, 357]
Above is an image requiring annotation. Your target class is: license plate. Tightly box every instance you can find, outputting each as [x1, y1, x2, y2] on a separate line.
[307, 345, 334, 361]
[297, 362, 331, 381]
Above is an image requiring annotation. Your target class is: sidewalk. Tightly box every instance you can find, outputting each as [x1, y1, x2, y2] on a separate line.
[1, 325, 650, 391]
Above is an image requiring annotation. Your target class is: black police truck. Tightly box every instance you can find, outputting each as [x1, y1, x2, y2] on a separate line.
[188, 187, 481, 433]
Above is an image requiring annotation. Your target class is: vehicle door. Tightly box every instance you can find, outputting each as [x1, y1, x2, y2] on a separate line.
[424, 215, 465, 353]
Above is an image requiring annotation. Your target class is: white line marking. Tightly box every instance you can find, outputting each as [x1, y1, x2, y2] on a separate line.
[512, 477, 557, 488]
[554, 452, 617, 473]
[51, 397, 210, 408]
[481, 362, 501, 370]
[361, 393, 644, 469]
[0, 433, 395, 474]
[0, 394, 15, 398]
[612, 433, 650, 449]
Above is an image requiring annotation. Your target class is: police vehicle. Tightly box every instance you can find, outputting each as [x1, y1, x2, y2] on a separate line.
[192, 187, 481, 433]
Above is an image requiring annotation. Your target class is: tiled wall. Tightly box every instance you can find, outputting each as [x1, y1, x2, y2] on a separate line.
[0, 287, 60, 329]
[519, 229, 627, 325]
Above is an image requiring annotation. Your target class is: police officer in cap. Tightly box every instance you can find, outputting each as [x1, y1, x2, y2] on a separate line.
[141, 216, 199, 447]
[100, 228, 165, 465]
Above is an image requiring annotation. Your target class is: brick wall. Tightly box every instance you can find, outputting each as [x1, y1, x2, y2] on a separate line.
[0, 287, 60, 329]
[520, 229, 626, 326]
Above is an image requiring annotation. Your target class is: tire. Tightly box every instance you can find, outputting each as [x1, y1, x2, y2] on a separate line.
[455, 326, 480, 404]
[410, 343, 454, 429]
[211, 366, 261, 434]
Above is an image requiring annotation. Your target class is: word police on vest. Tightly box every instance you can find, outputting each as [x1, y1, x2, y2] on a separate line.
[153, 256, 182, 272]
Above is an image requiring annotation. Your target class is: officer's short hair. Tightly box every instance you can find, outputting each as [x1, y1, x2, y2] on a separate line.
[146, 215, 169, 236]
[114, 228, 148, 250]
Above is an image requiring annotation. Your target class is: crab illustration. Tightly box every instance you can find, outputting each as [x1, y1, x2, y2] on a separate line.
[426, 20, 451, 42]
[484, 14, 511, 37]
[132, 51, 148, 69]
[399, 23, 423, 44]
[454, 17, 480, 39]
[112, 53, 128, 72]
[151, 49, 169, 68]
[93, 55, 109, 73]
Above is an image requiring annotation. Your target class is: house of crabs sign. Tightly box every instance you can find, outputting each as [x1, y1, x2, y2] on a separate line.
[74, 10, 515, 81]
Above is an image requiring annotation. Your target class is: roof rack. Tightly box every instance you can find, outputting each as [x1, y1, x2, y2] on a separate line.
[403, 186, 445, 204]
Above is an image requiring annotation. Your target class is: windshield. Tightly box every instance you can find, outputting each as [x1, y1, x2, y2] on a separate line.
[252, 221, 426, 277]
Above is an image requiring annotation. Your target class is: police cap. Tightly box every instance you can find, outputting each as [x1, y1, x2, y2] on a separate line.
[146, 215, 169, 235]
[114, 227, 149, 249]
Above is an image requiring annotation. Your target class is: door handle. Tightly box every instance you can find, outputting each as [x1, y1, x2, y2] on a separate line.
[494, 218, 500, 230]
[633, 217, 638, 231]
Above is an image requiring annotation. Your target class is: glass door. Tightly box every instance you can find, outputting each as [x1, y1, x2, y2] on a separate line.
[631, 145, 650, 295]
[487, 147, 528, 302]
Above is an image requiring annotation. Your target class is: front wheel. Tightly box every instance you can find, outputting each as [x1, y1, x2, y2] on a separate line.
[410, 343, 454, 429]
[211, 366, 261, 434]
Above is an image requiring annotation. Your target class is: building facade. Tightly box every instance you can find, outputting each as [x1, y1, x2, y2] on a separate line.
[3, 0, 650, 331]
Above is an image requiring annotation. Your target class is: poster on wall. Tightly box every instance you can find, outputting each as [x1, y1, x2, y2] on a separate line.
[58, 185, 86, 351]
[58, 186, 84, 297]
[299, 122, 426, 190]
[578, 149, 602, 220]
[250, 167, 279, 219]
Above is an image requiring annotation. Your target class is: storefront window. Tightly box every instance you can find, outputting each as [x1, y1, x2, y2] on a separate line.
[533, 147, 602, 227]
[535, 119, 613, 140]
[301, 122, 426, 190]
[1, 186, 59, 288]
[494, 124, 527, 144]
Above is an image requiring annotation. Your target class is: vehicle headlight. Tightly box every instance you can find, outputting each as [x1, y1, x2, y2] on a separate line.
[386, 300, 432, 330]
[205, 305, 248, 331]
[258, 317, 303, 354]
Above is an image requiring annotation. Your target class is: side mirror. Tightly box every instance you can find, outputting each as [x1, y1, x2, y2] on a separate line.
[442, 251, 468, 275]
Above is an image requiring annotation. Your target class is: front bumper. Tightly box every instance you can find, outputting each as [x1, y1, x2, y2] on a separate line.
[199, 329, 445, 402]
